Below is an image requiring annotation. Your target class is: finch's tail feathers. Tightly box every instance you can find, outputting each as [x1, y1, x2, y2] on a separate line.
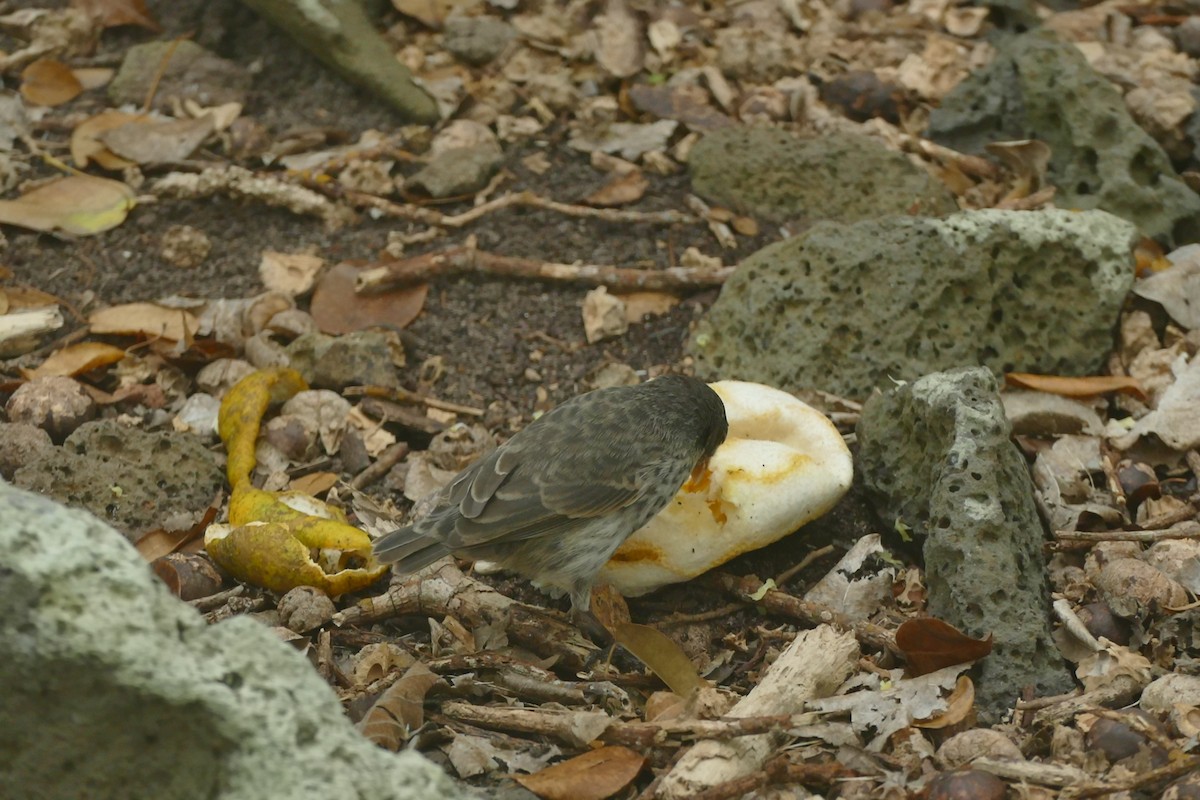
[373, 527, 453, 573]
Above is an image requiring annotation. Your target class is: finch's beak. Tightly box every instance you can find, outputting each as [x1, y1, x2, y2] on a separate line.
[682, 456, 713, 493]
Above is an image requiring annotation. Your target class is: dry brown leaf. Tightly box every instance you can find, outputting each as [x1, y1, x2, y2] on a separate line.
[515, 747, 645, 800]
[23, 341, 126, 379]
[611, 622, 706, 697]
[583, 170, 648, 207]
[289, 471, 338, 496]
[135, 502, 218, 562]
[896, 617, 993, 676]
[70, 0, 161, 31]
[100, 114, 215, 165]
[358, 662, 441, 750]
[2, 285, 63, 309]
[595, 0, 644, 79]
[913, 675, 975, 729]
[1004, 372, 1148, 402]
[259, 250, 325, 296]
[89, 302, 199, 341]
[732, 216, 758, 236]
[72, 67, 113, 90]
[0, 175, 135, 235]
[590, 584, 631, 631]
[20, 59, 82, 107]
[620, 291, 679, 323]
[71, 110, 145, 169]
[310, 261, 428, 335]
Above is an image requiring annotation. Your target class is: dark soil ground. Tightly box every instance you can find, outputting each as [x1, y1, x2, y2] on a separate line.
[6, 0, 877, 624]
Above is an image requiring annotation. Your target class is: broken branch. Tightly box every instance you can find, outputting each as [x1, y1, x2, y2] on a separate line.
[356, 243, 735, 293]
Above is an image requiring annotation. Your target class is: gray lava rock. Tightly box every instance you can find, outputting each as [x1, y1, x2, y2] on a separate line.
[856, 368, 1075, 722]
[406, 144, 504, 199]
[1176, 17, 1200, 58]
[444, 16, 516, 65]
[689, 208, 1137, 399]
[286, 330, 401, 389]
[927, 29, 1200, 246]
[5, 376, 96, 442]
[11, 419, 224, 542]
[109, 40, 250, 111]
[689, 128, 957, 224]
[0, 422, 53, 480]
[0, 482, 470, 800]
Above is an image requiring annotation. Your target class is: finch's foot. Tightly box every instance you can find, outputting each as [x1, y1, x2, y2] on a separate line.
[571, 608, 614, 648]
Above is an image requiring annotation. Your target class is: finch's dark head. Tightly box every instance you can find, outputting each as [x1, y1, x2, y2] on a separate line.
[651, 374, 728, 459]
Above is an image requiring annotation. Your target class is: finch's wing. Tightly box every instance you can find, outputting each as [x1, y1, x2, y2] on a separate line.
[416, 430, 654, 549]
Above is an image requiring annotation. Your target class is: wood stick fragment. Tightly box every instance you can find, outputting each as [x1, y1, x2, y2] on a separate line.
[349, 441, 409, 491]
[658, 626, 859, 799]
[1054, 520, 1200, 543]
[710, 572, 899, 657]
[342, 188, 698, 228]
[355, 244, 735, 293]
[334, 561, 596, 672]
[346, 384, 485, 417]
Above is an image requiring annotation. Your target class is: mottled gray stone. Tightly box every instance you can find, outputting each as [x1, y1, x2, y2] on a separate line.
[444, 16, 516, 65]
[0, 422, 53, 480]
[0, 482, 471, 800]
[927, 30, 1200, 246]
[11, 419, 224, 542]
[689, 128, 957, 224]
[406, 144, 504, 199]
[856, 368, 1074, 721]
[109, 40, 249, 111]
[689, 208, 1137, 398]
[286, 330, 401, 389]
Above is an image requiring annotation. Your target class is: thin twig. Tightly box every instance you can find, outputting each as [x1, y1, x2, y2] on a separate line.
[709, 572, 899, 657]
[341, 188, 698, 229]
[345, 384, 485, 417]
[349, 441, 410, 491]
[773, 544, 837, 587]
[1054, 521, 1200, 543]
[355, 243, 734, 294]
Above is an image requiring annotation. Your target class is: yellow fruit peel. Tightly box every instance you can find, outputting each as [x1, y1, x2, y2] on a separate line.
[209, 368, 385, 596]
[205, 522, 386, 596]
[219, 367, 308, 488]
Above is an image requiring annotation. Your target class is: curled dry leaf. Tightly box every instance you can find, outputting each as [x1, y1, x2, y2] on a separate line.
[514, 746, 645, 800]
[135, 500, 219, 563]
[914, 675, 975, 729]
[582, 169, 648, 207]
[896, 617, 993, 676]
[288, 471, 338, 496]
[72, 67, 113, 91]
[99, 114, 216, 165]
[71, 110, 145, 169]
[611, 622, 706, 698]
[0, 175, 136, 236]
[259, 250, 325, 296]
[70, 0, 161, 31]
[88, 302, 198, 342]
[22, 341, 125, 380]
[1004, 372, 1147, 402]
[20, 58, 82, 106]
[358, 662, 441, 751]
